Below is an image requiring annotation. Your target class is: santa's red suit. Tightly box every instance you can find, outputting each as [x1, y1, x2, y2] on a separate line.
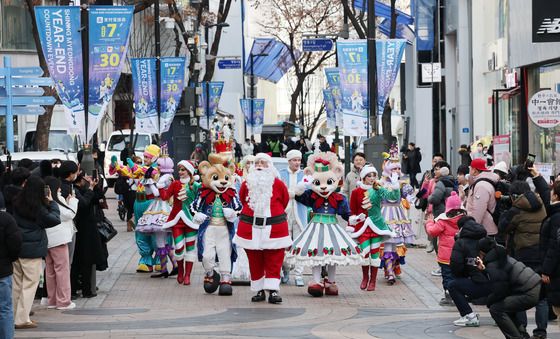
[233, 172, 291, 293]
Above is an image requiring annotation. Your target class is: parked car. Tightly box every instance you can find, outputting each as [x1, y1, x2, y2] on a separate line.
[99, 130, 158, 184]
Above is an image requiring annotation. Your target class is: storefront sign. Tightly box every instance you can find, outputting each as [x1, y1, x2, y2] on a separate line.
[528, 89, 560, 128]
[493, 134, 511, 166]
[532, 0, 560, 43]
[421, 63, 441, 83]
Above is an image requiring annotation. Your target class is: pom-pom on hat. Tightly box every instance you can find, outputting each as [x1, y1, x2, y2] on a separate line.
[445, 191, 462, 213]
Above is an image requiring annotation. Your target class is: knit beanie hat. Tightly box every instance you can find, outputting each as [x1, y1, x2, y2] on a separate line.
[478, 237, 496, 254]
[445, 191, 462, 213]
[143, 144, 161, 159]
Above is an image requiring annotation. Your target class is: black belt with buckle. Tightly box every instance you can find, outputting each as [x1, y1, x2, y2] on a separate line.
[239, 213, 287, 226]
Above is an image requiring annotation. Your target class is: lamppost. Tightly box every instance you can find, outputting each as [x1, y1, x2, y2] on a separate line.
[246, 52, 268, 138]
[204, 22, 229, 152]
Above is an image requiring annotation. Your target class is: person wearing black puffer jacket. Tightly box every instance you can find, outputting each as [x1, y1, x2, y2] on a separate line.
[498, 179, 549, 338]
[540, 180, 560, 319]
[447, 216, 490, 327]
[478, 237, 541, 339]
[0, 212, 22, 339]
[12, 176, 60, 330]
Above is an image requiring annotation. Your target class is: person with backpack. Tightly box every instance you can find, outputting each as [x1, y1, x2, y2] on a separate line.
[498, 179, 549, 339]
[466, 158, 499, 237]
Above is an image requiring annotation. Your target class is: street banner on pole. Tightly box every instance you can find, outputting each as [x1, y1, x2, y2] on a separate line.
[159, 57, 185, 134]
[337, 40, 368, 136]
[199, 81, 224, 131]
[131, 58, 158, 134]
[34, 6, 86, 141]
[88, 5, 134, 141]
[323, 89, 336, 129]
[324, 68, 344, 128]
[244, 38, 300, 83]
[376, 39, 406, 114]
[240, 98, 265, 135]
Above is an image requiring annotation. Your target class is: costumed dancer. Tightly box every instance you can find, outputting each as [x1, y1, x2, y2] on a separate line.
[158, 160, 200, 285]
[233, 153, 291, 304]
[286, 152, 362, 297]
[136, 149, 178, 278]
[278, 150, 308, 287]
[348, 164, 399, 291]
[380, 146, 415, 284]
[190, 153, 242, 295]
[110, 144, 161, 273]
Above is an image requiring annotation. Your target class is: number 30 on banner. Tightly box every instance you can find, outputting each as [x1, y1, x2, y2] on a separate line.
[100, 53, 120, 67]
[166, 83, 178, 92]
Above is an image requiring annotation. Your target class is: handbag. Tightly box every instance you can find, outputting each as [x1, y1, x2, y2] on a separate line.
[95, 204, 117, 242]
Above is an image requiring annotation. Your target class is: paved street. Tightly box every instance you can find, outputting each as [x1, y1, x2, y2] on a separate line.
[17, 196, 560, 339]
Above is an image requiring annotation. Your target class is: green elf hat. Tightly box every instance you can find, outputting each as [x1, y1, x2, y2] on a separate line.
[314, 158, 330, 172]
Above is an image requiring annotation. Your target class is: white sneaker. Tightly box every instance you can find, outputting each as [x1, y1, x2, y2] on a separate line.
[47, 305, 57, 309]
[453, 313, 479, 327]
[56, 302, 76, 310]
[40, 297, 49, 306]
[431, 268, 442, 276]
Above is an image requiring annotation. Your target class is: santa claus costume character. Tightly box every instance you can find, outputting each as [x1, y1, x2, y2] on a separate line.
[136, 151, 178, 278]
[158, 160, 200, 285]
[380, 147, 415, 284]
[286, 152, 362, 297]
[190, 154, 242, 296]
[348, 165, 399, 291]
[110, 144, 161, 273]
[233, 153, 291, 304]
[278, 150, 308, 287]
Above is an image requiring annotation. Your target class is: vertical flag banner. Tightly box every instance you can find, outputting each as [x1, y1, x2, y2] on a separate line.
[159, 57, 185, 134]
[34, 6, 86, 141]
[131, 58, 158, 134]
[199, 81, 224, 130]
[416, 0, 436, 51]
[376, 39, 406, 114]
[240, 98, 265, 134]
[324, 68, 344, 128]
[337, 40, 368, 136]
[323, 89, 336, 129]
[88, 5, 134, 141]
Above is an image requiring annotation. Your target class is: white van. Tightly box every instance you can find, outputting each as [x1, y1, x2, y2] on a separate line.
[100, 130, 157, 183]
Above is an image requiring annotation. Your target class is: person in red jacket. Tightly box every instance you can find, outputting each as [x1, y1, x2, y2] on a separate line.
[233, 153, 291, 304]
[426, 191, 466, 306]
[158, 160, 200, 285]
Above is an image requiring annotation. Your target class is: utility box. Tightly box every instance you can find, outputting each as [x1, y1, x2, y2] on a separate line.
[363, 136, 387, 174]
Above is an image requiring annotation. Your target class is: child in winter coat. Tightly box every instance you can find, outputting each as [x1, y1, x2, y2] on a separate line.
[425, 191, 466, 306]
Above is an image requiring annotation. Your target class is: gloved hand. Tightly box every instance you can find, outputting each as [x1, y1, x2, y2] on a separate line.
[294, 182, 307, 196]
[193, 212, 207, 224]
[156, 174, 174, 189]
[222, 208, 237, 222]
[126, 157, 135, 169]
[145, 167, 154, 179]
[390, 173, 400, 189]
[346, 226, 355, 233]
[111, 155, 118, 167]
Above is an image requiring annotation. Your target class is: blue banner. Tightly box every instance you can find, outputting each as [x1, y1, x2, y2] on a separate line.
[199, 81, 224, 130]
[415, 0, 436, 51]
[377, 39, 406, 114]
[324, 68, 344, 128]
[132, 58, 158, 134]
[244, 38, 300, 83]
[88, 6, 134, 141]
[34, 7, 86, 141]
[353, 0, 414, 25]
[336, 41, 368, 136]
[159, 57, 185, 134]
[240, 98, 265, 135]
[323, 90, 336, 129]
[379, 18, 416, 44]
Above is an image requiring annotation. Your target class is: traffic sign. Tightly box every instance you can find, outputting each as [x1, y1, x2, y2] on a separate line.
[0, 96, 56, 106]
[0, 66, 43, 77]
[7, 77, 54, 87]
[218, 59, 242, 69]
[302, 38, 334, 52]
[0, 106, 46, 115]
[7, 87, 45, 96]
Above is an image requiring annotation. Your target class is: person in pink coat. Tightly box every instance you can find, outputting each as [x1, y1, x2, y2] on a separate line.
[426, 191, 466, 306]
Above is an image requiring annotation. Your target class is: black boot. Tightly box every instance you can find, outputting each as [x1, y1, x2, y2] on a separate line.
[268, 290, 282, 304]
[150, 271, 169, 278]
[251, 290, 266, 302]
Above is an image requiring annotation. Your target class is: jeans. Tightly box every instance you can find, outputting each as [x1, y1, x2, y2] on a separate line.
[490, 284, 540, 339]
[448, 277, 492, 316]
[439, 263, 454, 291]
[0, 275, 14, 339]
[516, 297, 548, 336]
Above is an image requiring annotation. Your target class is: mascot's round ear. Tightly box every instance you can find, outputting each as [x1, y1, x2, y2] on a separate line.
[303, 167, 314, 176]
[198, 161, 211, 176]
[332, 164, 344, 178]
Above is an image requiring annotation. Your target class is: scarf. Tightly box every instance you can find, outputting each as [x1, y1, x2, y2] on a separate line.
[199, 186, 236, 205]
[310, 191, 344, 210]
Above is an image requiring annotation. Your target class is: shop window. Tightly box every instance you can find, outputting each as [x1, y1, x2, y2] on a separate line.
[0, 0, 35, 51]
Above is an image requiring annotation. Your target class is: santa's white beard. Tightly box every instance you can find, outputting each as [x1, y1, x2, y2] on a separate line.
[246, 167, 275, 217]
